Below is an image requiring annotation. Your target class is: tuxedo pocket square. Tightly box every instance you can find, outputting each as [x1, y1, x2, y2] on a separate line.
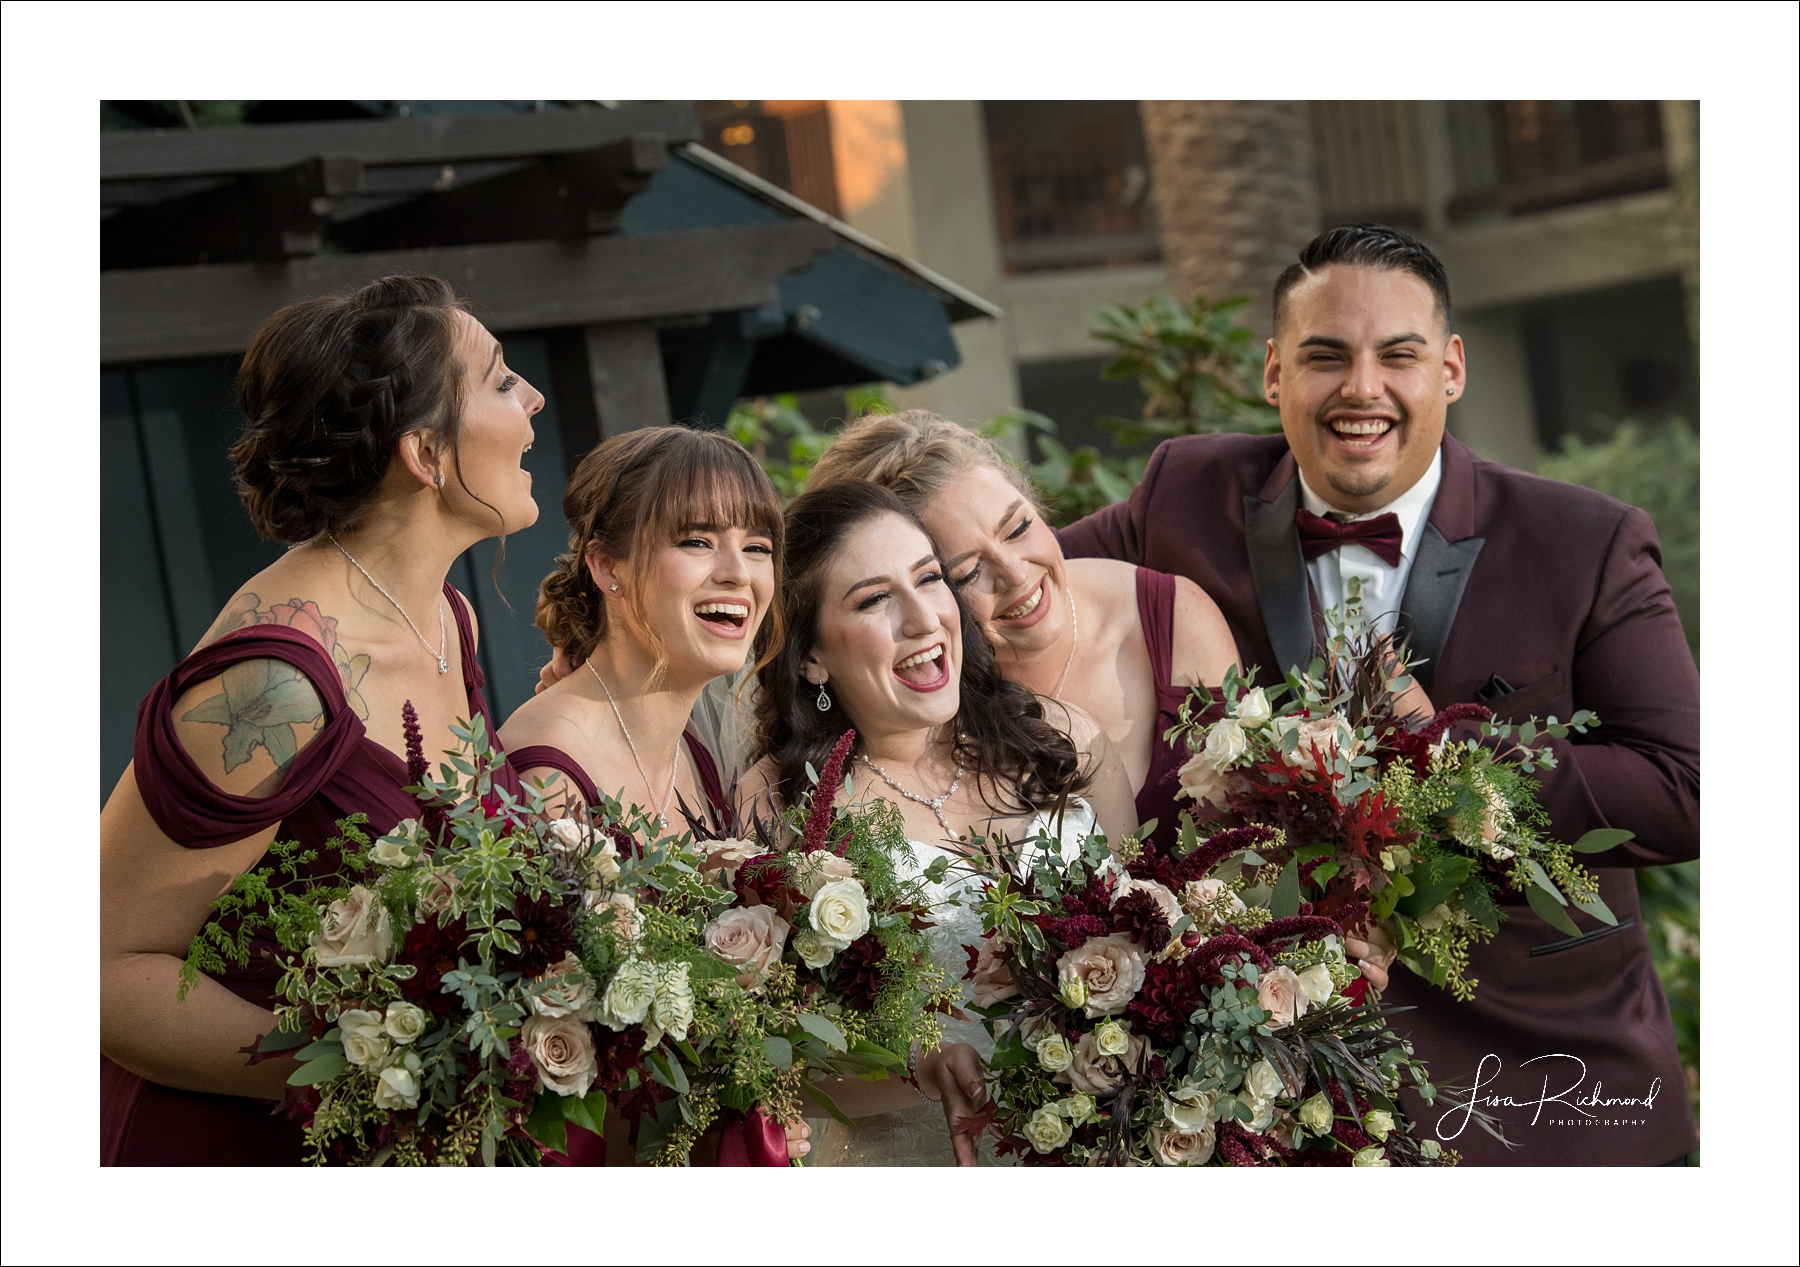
[1481, 667, 1569, 724]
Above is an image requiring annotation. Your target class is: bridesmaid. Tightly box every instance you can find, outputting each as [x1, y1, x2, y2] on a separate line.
[100, 275, 542, 1164]
[498, 425, 807, 1164]
[808, 411, 1396, 991]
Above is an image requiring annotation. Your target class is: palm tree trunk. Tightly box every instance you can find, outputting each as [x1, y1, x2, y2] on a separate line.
[1139, 101, 1321, 341]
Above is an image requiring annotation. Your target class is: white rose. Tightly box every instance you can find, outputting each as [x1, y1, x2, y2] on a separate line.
[1036, 1033, 1074, 1073]
[371, 831, 413, 868]
[530, 953, 597, 1020]
[1363, 1109, 1395, 1142]
[1093, 1018, 1130, 1058]
[1023, 1105, 1073, 1154]
[309, 886, 394, 968]
[1244, 1059, 1285, 1106]
[338, 1009, 390, 1067]
[1296, 963, 1336, 1008]
[646, 963, 695, 1047]
[1057, 977, 1088, 1011]
[1164, 1082, 1219, 1134]
[383, 1001, 429, 1045]
[544, 817, 588, 857]
[794, 850, 857, 899]
[699, 838, 763, 883]
[1297, 1091, 1334, 1134]
[1150, 1122, 1216, 1166]
[1235, 687, 1272, 729]
[1058, 1093, 1097, 1124]
[418, 870, 455, 916]
[597, 959, 658, 1030]
[792, 929, 838, 969]
[522, 1013, 598, 1097]
[1175, 751, 1232, 808]
[808, 878, 871, 949]
[1351, 1145, 1390, 1167]
[1202, 717, 1249, 768]
[373, 1053, 423, 1110]
[1181, 877, 1247, 929]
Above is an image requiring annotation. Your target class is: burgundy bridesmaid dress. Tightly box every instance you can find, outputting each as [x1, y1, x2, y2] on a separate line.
[1131, 566, 1216, 852]
[101, 585, 520, 1166]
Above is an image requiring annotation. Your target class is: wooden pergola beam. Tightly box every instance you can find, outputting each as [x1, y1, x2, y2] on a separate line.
[101, 103, 702, 181]
[101, 220, 834, 364]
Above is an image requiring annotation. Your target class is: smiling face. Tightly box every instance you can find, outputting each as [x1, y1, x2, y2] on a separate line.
[444, 311, 544, 533]
[801, 512, 963, 742]
[1264, 265, 1465, 514]
[591, 522, 776, 688]
[919, 463, 1067, 660]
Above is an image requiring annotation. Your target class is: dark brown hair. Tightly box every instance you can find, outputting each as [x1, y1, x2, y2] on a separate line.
[537, 426, 786, 683]
[755, 479, 1087, 815]
[231, 274, 472, 543]
[1273, 223, 1454, 337]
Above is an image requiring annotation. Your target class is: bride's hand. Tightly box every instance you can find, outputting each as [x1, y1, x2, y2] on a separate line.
[915, 1042, 987, 1167]
[1346, 922, 1399, 992]
[536, 646, 574, 695]
[786, 1119, 811, 1162]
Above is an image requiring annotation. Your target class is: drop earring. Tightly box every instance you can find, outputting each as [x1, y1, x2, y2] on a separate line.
[815, 682, 832, 712]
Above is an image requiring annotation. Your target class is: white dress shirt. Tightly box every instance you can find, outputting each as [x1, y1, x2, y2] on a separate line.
[1297, 448, 1443, 637]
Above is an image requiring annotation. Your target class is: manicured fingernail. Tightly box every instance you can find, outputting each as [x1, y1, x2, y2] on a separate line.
[799, 1142, 810, 1155]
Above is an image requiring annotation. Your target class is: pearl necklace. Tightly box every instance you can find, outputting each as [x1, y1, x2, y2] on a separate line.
[587, 659, 680, 831]
[860, 749, 965, 837]
[328, 533, 447, 673]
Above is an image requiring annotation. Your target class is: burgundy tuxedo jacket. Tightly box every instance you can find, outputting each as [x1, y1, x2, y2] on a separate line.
[1060, 432, 1699, 1166]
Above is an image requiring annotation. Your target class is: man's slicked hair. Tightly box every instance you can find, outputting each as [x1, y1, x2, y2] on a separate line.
[1273, 223, 1453, 337]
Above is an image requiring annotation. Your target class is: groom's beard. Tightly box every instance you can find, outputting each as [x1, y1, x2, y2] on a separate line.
[1318, 400, 1411, 503]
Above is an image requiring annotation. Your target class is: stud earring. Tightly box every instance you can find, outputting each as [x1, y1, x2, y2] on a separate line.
[815, 682, 832, 712]
[434, 472, 445, 487]
[610, 583, 619, 592]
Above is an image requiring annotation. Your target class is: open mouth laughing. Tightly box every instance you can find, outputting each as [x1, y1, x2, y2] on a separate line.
[893, 642, 949, 691]
[995, 576, 1051, 627]
[693, 600, 750, 638]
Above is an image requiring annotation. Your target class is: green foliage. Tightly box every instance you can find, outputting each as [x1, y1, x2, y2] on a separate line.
[1637, 860, 1699, 1100]
[1537, 419, 1699, 659]
[981, 410, 1146, 528]
[1089, 291, 1283, 444]
[726, 395, 839, 504]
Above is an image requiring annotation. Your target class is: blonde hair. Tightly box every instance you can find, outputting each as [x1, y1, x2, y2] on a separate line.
[805, 409, 1038, 519]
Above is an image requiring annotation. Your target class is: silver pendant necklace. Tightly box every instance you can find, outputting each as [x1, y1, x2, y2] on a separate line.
[328, 533, 447, 674]
[587, 658, 680, 831]
[860, 748, 965, 837]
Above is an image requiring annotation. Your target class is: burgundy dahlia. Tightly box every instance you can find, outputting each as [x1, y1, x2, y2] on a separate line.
[400, 914, 471, 1012]
[593, 1023, 649, 1093]
[501, 892, 576, 976]
[1112, 888, 1171, 953]
[833, 933, 888, 1011]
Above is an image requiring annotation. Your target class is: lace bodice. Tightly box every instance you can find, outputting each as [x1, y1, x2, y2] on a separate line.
[895, 798, 1098, 1060]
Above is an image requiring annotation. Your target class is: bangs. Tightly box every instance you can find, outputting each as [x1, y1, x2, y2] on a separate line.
[639, 432, 784, 549]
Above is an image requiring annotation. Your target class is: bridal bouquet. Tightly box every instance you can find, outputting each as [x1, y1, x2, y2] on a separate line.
[1165, 626, 1629, 1000]
[962, 822, 1457, 1166]
[183, 714, 946, 1165]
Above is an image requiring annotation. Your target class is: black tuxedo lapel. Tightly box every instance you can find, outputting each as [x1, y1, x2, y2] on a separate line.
[1397, 523, 1484, 693]
[1243, 477, 1314, 679]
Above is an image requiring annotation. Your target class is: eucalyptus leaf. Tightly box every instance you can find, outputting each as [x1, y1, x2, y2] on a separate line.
[763, 1035, 794, 1069]
[807, 1081, 855, 1126]
[1572, 892, 1618, 927]
[1526, 883, 1583, 937]
[1571, 828, 1636, 855]
[797, 1012, 849, 1052]
[1270, 858, 1301, 919]
[287, 1051, 348, 1085]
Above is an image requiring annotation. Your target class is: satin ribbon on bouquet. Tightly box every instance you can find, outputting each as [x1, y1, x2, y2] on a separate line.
[716, 1107, 791, 1166]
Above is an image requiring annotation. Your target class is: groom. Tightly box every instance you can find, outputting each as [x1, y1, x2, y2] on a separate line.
[1059, 224, 1699, 1166]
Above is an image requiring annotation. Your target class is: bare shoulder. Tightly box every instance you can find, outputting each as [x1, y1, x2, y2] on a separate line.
[1168, 574, 1240, 688]
[497, 682, 588, 755]
[735, 756, 786, 825]
[1065, 557, 1144, 645]
[1065, 556, 1140, 602]
[1038, 695, 1105, 750]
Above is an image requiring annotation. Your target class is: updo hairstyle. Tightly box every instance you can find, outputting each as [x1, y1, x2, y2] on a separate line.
[755, 479, 1085, 813]
[537, 426, 785, 682]
[231, 274, 471, 543]
[805, 409, 1040, 519]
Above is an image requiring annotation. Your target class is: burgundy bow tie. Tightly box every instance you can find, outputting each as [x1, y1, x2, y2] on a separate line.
[1295, 507, 1405, 567]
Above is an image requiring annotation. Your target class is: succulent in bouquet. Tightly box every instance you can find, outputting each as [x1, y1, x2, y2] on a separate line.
[1166, 618, 1633, 1000]
[962, 819, 1472, 1165]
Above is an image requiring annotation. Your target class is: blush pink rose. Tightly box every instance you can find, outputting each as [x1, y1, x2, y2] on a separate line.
[1055, 934, 1147, 1018]
[1058, 1025, 1147, 1095]
[703, 904, 791, 987]
[968, 935, 1019, 1006]
[1256, 965, 1309, 1030]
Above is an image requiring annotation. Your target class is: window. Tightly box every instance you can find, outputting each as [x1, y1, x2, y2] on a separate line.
[982, 101, 1160, 274]
[693, 101, 841, 217]
[1450, 101, 1667, 221]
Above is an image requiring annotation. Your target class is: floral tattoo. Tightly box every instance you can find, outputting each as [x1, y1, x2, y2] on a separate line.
[200, 592, 372, 721]
[181, 659, 324, 772]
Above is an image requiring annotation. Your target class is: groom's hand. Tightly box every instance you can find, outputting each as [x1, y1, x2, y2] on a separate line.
[916, 1042, 987, 1167]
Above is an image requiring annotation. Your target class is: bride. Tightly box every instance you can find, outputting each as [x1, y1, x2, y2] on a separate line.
[737, 479, 1137, 1166]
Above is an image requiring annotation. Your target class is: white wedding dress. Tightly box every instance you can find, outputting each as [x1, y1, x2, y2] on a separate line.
[806, 798, 1098, 1168]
